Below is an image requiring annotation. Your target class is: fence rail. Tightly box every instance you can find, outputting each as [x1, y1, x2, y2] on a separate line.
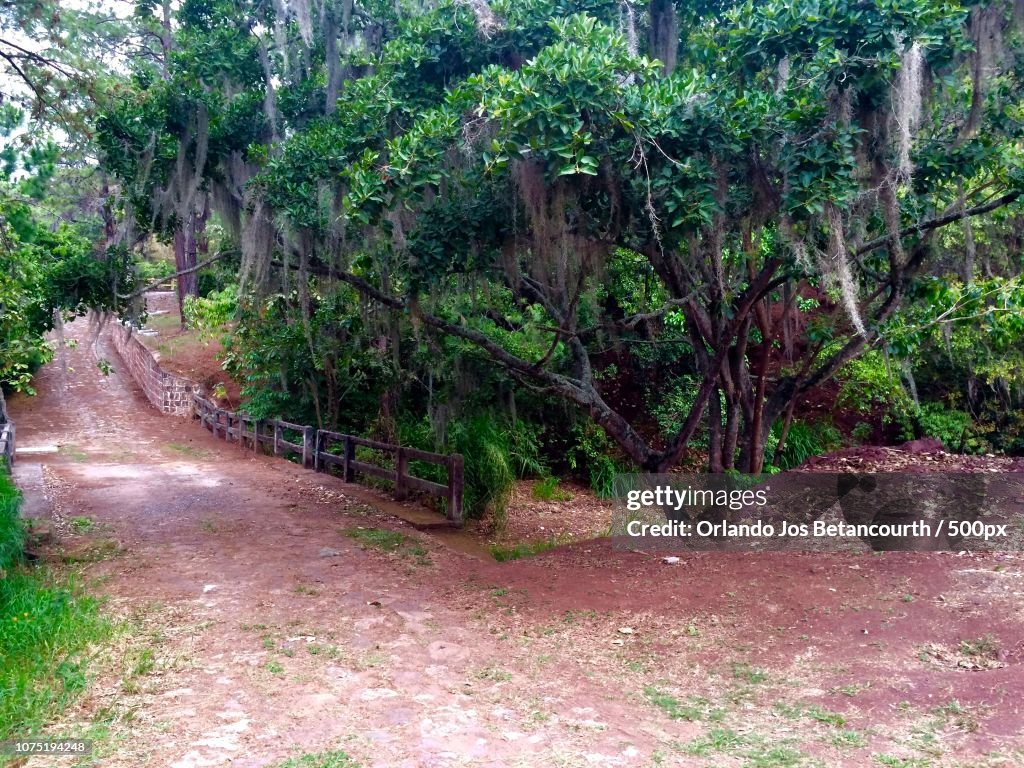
[0, 392, 13, 470]
[192, 395, 464, 524]
[0, 421, 14, 471]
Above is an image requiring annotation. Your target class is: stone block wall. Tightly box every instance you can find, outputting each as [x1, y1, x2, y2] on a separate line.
[109, 324, 199, 416]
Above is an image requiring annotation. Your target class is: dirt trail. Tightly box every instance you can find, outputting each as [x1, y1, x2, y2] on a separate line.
[8, 316, 1024, 768]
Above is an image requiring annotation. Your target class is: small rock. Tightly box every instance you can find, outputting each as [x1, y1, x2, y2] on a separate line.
[618, 627, 634, 635]
[662, 556, 680, 564]
[319, 547, 341, 558]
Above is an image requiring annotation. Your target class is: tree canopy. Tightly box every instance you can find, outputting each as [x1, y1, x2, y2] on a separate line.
[4, 0, 1024, 488]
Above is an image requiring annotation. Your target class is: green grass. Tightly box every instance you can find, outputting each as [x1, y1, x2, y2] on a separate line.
[70, 516, 95, 533]
[346, 527, 430, 564]
[490, 535, 568, 562]
[273, 751, 360, 768]
[0, 473, 22, 570]
[644, 686, 725, 722]
[958, 634, 1000, 658]
[347, 527, 406, 551]
[731, 661, 767, 684]
[0, 470, 112, 739]
[166, 442, 212, 458]
[531, 476, 572, 502]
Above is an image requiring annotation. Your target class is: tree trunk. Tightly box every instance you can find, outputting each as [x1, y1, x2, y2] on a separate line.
[173, 207, 203, 328]
[707, 387, 723, 473]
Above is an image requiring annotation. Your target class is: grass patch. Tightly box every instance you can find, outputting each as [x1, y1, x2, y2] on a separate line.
[166, 442, 212, 458]
[346, 527, 429, 564]
[273, 751, 360, 768]
[531, 477, 572, 502]
[832, 730, 868, 748]
[683, 728, 805, 766]
[958, 634, 1000, 658]
[490, 535, 567, 562]
[1, 467, 111, 739]
[644, 686, 724, 722]
[57, 444, 87, 462]
[60, 539, 123, 564]
[69, 516, 95, 533]
[731, 661, 767, 684]
[475, 666, 512, 682]
[874, 756, 930, 768]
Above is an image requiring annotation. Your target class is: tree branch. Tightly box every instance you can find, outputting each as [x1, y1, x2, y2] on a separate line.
[117, 249, 236, 300]
[855, 190, 1022, 257]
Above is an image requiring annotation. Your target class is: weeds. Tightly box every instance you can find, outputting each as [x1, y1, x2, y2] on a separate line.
[644, 686, 725, 722]
[532, 477, 572, 502]
[490, 535, 568, 562]
[273, 751, 360, 768]
[69, 516, 94, 533]
[346, 527, 430, 564]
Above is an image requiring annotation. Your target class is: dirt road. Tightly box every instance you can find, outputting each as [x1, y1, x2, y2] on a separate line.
[8, 317, 1024, 768]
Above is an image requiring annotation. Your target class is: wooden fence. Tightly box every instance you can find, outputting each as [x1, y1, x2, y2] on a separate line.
[192, 395, 464, 524]
[0, 392, 13, 470]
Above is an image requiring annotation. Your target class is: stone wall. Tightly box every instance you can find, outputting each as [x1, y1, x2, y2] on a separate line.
[109, 324, 199, 416]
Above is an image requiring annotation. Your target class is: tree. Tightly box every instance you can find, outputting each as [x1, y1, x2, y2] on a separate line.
[95, 0, 1024, 472]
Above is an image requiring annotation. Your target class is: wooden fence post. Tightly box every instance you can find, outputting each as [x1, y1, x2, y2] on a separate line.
[212, 410, 221, 440]
[302, 426, 315, 469]
[447, 453, 464, 525]
[273, 423, 281, 456]
[343, 435, 355, 482]
[253, 420, 262, 455]
[313, 430, 323, 471]
[395, 447, 408, 500]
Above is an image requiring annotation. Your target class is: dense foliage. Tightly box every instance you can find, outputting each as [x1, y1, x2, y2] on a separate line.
[3, 0, 1024, 516]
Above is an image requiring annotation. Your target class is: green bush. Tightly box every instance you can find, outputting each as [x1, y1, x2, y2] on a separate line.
[447, 413, 516, 525]
[400, 413, 548, 524]
[568, 422, 625, 497]
[135, 257, 174, 284]
[836, 350, 913, 424]
[913, 402, 974, 452]
[183, 284, 238, 338]
[770, 419, 844, 470]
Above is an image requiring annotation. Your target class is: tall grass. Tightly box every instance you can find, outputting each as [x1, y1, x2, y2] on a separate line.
[0, 473, 22, 573]
[0, 470, 111, 739]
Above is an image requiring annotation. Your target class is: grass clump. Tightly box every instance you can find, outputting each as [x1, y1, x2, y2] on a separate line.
[644, 686, 724, 722]
[274, 751, 360, 768]
[346, 527, 430, 564]
[490, 535, 567, 562]
[531, 476, 572, 502]
[0, 470, 111, 738]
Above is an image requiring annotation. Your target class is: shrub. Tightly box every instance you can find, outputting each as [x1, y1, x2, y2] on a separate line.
[770, 419, 844, 470]
[568, 422, 625, 497]
[836, 350, 914, 424]
[447, 413, 517, 525]
[913, 402, 975, 452]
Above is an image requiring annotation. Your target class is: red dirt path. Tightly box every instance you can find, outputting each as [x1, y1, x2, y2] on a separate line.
[6, 315, 1023, 768]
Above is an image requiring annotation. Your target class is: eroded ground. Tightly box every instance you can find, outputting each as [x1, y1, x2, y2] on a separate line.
[7, 316, 1024, 768]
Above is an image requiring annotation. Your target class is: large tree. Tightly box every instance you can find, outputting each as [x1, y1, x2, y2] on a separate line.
[97, 0, 1024, 471]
